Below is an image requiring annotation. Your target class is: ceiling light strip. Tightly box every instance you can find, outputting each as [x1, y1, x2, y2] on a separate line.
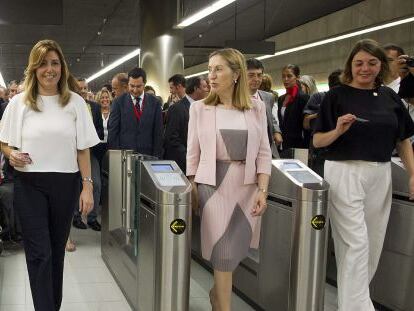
[0, 71, 6, 88]
[176, 0, 236, 28]
[185, 15, 414, 78]
[257, 16, 414, 61]
[86, 48, 141, 83]
[186, 70, 209, 79]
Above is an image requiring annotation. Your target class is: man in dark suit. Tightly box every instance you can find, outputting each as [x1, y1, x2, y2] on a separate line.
[246, 58, 280, 158]
[73, 78, 104, 231]
[108, 67, 163, 158]
[164, 76, 209, 173]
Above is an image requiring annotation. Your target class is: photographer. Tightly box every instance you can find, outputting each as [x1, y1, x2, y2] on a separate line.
[383, 44, 414, 100]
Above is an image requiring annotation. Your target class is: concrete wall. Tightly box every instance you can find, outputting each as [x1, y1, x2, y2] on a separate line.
[184, 0, 414, 90]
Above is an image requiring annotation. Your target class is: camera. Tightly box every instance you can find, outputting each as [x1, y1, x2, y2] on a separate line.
[406, 57, 414, 67]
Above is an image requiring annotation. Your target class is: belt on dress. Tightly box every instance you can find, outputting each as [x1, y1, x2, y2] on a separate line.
[217, 159, 246, 164]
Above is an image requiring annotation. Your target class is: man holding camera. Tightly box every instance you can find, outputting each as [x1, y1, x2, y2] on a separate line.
[383, 44, 414, 100]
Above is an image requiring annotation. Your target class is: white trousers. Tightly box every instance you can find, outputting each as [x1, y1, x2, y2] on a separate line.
[324, 160, 392, 311]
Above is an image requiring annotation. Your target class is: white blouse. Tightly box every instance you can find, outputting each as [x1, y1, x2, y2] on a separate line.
[0, 92, 100, 173]
[102, 113, 109, 143]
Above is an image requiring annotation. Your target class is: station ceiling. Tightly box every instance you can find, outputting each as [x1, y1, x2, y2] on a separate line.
[0, 0, 362, 89]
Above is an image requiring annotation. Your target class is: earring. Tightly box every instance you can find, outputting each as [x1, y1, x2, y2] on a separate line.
[234, 79, 237, 84]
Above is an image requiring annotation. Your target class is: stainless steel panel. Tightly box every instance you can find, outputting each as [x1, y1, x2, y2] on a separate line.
[258, 202, 294, 311]
[103, 153, 191, 311]
[140, 161, 191, 206]
[102, 150, 139, 310]
[382, 200, 414, 256]
[102, 231, 138, 310]
[370, 157, 414, 310]
[289, 200, 328, 311]
[155, 203, 191, 311]
[107, 150, 124, 232]
[371, 251, 414, 311]
[391, 157, 409, 196]
[233, 261, 260, 303]
[138, 205, 156, 311]
[269, 160, 329, 203]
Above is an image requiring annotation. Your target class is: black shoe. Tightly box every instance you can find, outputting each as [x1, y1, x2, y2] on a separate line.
[87, 220, 101, 231]
[72, 218, 87, 229]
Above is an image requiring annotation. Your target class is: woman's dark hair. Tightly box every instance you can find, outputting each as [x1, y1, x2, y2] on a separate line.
[282, 64, 300, 77]
[341, 39, 390, 88]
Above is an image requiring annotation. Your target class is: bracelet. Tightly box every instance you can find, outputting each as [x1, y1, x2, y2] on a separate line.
[82, 177, 93, 184]
[258, 187, 268, 194]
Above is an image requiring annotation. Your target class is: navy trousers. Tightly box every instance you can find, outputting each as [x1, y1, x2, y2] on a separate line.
[14, 171, 80, 311]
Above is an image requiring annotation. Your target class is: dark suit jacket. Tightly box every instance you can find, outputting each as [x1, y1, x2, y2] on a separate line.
[86, 100, 104, 158]
[0, 100, 8, 120]
[163, 97, 191, 173]
[277, 91, 310, 150]
[399, 73, 414, 99]
[107, 92, 163, 158]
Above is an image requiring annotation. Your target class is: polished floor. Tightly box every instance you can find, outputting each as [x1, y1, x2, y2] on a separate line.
[0, 228, 339, 311]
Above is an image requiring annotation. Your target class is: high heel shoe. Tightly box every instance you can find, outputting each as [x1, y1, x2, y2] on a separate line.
[65, 238, 76, 252]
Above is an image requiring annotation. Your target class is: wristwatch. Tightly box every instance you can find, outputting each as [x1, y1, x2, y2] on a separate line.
[82, 177, 93, 184]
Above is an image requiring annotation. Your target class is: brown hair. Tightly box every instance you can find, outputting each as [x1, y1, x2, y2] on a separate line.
[204, 48, 252, 110]
[24, 39, 71, 111]
[260, 74, 273, 92]
[341, 39, 390, 88]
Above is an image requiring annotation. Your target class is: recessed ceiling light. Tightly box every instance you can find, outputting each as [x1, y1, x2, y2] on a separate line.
[86, 48, 141, 83]
[176, 0, 236, 28]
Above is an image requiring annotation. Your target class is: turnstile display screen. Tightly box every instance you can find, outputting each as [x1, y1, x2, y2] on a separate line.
[151, 164, 174, 172]
[281, 162, 302, 170]
[287, 170, 320, 184]
[154, 173, 186, 187]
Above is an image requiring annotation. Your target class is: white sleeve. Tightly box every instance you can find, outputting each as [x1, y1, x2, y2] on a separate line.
[74, 97, 100, 150]
[0, 96, 25, 149]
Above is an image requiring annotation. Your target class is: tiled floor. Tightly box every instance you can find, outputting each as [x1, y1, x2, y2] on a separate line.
[0, 228, 339, 310]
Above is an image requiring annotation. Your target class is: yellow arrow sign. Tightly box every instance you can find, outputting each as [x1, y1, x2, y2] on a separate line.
[311, 215, 326, 230]
[170, 219, 186, 235]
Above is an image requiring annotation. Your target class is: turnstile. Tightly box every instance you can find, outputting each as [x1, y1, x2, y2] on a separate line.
[192, 159, 329, 310]
[101, 150, 192, 311]
[370, 157, 414, 311]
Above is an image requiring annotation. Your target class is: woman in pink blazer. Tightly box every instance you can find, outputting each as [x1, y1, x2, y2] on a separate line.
[187, 48, 272, 311]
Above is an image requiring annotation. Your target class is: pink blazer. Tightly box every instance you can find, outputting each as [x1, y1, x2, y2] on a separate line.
[186, 99, 272, 186]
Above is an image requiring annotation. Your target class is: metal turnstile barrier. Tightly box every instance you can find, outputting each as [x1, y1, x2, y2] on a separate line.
[370, 157, 414, 311]
[101, 150, 192, 311]
[192, 159, 329, 310]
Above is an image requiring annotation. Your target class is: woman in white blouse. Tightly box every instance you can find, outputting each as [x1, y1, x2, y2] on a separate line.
[94, 88, 112, 166]
[0, 39, 100, 311]
[96, 88, 112, 143]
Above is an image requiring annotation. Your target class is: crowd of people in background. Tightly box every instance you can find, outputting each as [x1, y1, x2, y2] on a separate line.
[0, 37, 414, 311]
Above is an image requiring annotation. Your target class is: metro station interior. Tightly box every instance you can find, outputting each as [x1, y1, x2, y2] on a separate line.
[0, 0, 414, 310]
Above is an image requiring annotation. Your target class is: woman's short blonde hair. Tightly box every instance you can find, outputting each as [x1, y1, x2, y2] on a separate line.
[204, 48, 252, 111]
[95, 88, 113, 104]
[24, 39, 71, 111]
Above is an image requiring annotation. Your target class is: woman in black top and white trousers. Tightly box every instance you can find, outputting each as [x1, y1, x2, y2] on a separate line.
[0, 40, 100, 311]
[314, 39, 414, 311]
